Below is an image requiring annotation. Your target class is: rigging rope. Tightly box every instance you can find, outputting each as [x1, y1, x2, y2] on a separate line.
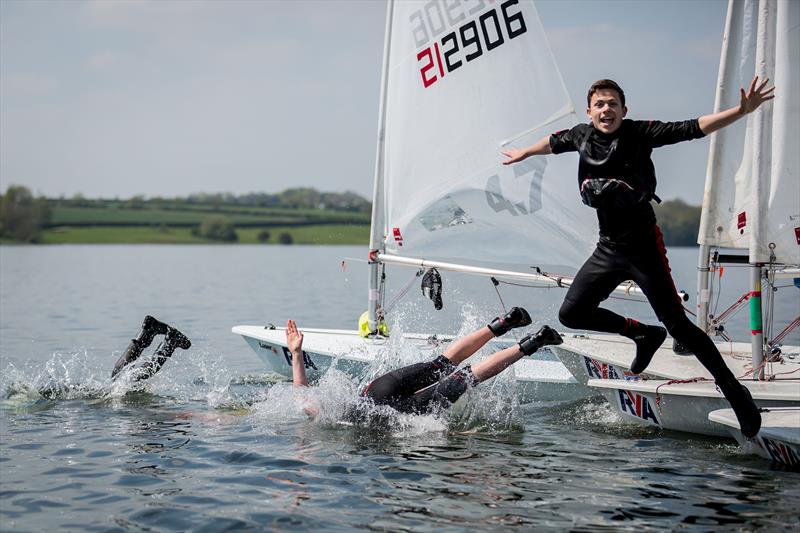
[654, 377, 712, 415]
[383, 269, 423, 314]
[771, 316, 800, 346]
[490, 277, 508, 315]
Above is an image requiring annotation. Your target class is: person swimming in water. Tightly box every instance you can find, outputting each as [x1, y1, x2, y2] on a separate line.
[285, 307, 563, 419]
[111, 315, 192, 381]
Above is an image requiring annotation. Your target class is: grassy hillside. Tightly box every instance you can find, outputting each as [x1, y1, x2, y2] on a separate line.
[48, 205, 369, 227]
[28, 192, 372, 244]
[40, 224, 369, 245]
[2, 185, 702, 246]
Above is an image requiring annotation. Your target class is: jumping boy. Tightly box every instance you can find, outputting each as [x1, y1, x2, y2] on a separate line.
[501, 76, 775, 438]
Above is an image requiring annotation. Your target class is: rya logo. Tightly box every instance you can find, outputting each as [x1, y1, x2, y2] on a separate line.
[616, 389, 660, 425]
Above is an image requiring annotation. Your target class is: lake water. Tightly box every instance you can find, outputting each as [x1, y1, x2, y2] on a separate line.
[1, 245, 798, 531]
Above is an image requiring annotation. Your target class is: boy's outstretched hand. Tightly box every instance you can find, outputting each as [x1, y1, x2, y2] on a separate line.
[502, 148, 528, 165]
[739, 75, 775, 114]
[286, 319, 304, 354]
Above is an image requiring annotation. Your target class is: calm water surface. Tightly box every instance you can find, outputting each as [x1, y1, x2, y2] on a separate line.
[1, 245, 798, 531]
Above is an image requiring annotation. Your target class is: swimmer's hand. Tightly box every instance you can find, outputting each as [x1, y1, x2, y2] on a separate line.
[286, 319, 304, 353]
[287, 319, 310, 388]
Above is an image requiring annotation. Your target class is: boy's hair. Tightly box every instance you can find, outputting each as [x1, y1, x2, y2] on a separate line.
[587, 79, 626, 107]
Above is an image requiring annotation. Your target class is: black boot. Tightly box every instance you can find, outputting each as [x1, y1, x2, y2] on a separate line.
[488, 307, 532, 337]
[111, 315, 171, 379]
[142, 315, 169, 341]
[672, 338, 692, 355]
[624, 320, 667, 374]
[164, 326, 191, 351]
[717, 378, 762, 438]
[135, 326, 192, 381]
[519, 325, 563, 356]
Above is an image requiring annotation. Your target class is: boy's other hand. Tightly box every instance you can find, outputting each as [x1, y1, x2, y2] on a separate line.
[739, 75, 775, 114]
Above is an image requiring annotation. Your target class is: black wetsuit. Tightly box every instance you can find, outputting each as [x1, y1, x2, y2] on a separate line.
[550, 119, 743, 387]
[361, 355, 477, 414]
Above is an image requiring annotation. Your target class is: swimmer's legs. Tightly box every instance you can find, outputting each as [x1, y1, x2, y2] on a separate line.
[443, 307, 532, 365]
[471, 326, 563, 382]
[134, 326, 192, 381]
[111, 316, 169, 379]
[442, 327, 495, 365]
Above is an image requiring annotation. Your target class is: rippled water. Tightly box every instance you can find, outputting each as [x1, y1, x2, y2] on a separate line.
[1, 245, 798, 531]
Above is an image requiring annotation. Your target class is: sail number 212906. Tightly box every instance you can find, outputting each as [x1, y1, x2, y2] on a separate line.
[413, 0, 527, 89]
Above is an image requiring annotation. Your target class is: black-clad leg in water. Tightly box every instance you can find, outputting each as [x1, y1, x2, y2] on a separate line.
[111, 316, 191, 381]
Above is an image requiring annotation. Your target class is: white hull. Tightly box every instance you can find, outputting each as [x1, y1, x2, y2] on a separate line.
[552, 333, 800, 384]
[709, 407, 800, 466]
[589, 378, 800, 438]
[232, 325, 590, 402]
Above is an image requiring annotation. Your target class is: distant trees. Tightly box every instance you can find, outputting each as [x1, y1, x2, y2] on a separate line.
[0, 185, 51, 242]
[257, 230, 271, 243]
[191, 215, 238, 242]
[278, 232, 293, 245]
[654, 199, 701, 246]
[47, 187, 372, 214]
[183, 188, 371, 213]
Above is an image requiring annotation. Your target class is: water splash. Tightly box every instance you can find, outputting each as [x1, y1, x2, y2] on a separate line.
[248, 302, 529, 435]
[0, 345, 255, 411]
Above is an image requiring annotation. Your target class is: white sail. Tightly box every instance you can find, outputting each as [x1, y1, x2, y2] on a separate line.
[379, 0, 596, 269]
[698, 0, 800, 266]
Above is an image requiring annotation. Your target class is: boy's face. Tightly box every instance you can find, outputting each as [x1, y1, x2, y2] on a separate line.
[587, 89, 627, 134]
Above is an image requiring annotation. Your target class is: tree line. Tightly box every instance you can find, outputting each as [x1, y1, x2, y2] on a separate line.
[1, 184, 704, 246]
[56, 187, 371, 213]
[0, 186, 51, 242]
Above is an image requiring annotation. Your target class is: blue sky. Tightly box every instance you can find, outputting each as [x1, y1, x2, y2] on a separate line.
[1, 0, 729, 202]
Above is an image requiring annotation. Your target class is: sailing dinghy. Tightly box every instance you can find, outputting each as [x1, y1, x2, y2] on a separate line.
[709, 407, 800, 465]
[575, 0, 800, 435]
[233, 0, 653, 401]
[589, 378, 797, 438]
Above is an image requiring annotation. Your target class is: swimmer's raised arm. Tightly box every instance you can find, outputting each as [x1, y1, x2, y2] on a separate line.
[286, 320, 320, 418]
[286, 320, 308, 388]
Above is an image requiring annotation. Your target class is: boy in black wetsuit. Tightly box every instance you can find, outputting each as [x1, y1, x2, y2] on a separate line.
[501, 76, 774, 438]
[285, 308, 563, 418]
[111, 315, 192, 381]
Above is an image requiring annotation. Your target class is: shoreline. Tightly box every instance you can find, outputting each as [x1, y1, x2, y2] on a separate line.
[1, 223, 369, 246]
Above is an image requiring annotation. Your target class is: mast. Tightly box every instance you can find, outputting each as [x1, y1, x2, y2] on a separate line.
[697, 0, 737, 334]
[367, 0, 394, 335]
[748, 0, 776, 374]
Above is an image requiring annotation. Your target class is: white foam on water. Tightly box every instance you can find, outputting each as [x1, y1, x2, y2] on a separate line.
[256, 302, 528, 435]
[2, 349, 107, 403]
[0, 344, 254, 412]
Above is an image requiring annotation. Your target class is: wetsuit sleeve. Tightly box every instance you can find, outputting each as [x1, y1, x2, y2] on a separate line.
[549, 124, 586, 154]
[639, 119, 705, 148]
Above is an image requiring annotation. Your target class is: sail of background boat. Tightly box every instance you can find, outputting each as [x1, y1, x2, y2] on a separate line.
[698, 0, 799, 266]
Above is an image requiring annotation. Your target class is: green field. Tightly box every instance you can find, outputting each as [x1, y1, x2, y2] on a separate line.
[48, 205, 369, 227]
[40, 224, 369, 245]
